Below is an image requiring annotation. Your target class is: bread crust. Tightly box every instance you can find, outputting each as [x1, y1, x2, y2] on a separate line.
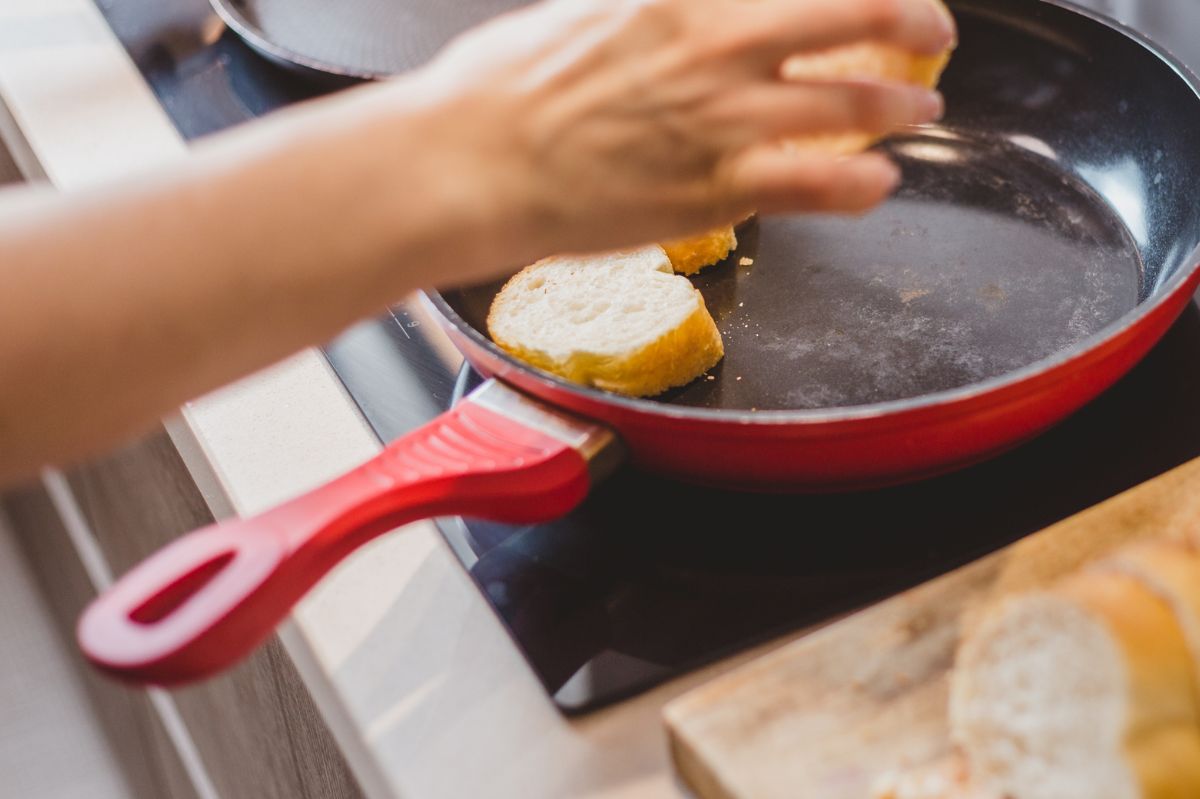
[661, 226, 738, 276]
[781, 43, 953, 155]
[1127, 724, 1200, 799]
[1055, 573, 1199, 738]
[660, 10, 954, 278]
[1096, 541, 1200, 702]
[491, 295, 723, 397]
[487, 249, 724, 397]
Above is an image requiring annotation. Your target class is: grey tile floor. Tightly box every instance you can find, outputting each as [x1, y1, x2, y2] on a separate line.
[0, 512, 131, 799]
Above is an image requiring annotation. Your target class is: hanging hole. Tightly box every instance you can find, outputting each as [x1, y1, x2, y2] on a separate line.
[129, 551, 235, 624]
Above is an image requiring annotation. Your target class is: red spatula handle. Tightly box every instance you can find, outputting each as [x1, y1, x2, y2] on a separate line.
[77, 388, 596, 684]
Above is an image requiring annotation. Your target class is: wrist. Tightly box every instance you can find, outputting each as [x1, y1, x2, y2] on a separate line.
[334, 74, 537, 293]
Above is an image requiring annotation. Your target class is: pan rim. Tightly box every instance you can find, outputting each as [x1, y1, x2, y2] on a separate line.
[428, 251, 1200, 427]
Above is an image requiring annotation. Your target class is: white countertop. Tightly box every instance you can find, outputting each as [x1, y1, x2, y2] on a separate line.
[0, 2, 802, 796]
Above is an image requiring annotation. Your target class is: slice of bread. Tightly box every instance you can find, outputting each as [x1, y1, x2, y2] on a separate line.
[487, 245, 724, 397]
[950, 571, 1200, 799]
[782, 44, 953, 155]
[659, 5, 954, 278]
[781, 0, 954, 155]
[1097, 541, 1200, 700]
[661, 225, 738, 276]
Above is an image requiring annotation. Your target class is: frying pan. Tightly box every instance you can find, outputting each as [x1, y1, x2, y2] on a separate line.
[79, 0, 1200, 683]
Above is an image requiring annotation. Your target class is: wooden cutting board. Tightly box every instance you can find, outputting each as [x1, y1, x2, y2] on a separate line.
[664, 456, 1200, 799]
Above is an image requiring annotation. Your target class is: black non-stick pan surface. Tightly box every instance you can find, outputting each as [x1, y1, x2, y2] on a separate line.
[215, 0, 1200, 413]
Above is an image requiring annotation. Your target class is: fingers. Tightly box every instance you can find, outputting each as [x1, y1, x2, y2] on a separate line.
[722, 147, 902, 215]
[715, 0, 956, 71]
[696, 0, 955, 78]
[714, 80, 942, 144]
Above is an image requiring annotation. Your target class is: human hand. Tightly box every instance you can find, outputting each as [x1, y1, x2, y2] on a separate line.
[393, 0, 954, 276]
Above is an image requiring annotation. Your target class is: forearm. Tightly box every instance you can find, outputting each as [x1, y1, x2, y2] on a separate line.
[0, 78, 486, 483]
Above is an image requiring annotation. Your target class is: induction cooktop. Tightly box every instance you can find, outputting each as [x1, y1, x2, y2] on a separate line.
[96, 0, 1200, 712]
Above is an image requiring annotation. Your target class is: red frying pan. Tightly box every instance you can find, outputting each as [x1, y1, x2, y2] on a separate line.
[79, 0, 1200, 683]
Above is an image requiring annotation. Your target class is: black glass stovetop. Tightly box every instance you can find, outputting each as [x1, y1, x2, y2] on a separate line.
[97, 0, 1200, 712]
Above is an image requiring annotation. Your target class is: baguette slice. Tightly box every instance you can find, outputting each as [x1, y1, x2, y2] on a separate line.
[782, 0, 954, 155]
[487, 246, 723, 397]
[782, 43, 952, 155]
[950, 571, 1200, 799]
[662, 1, 955, 276]
[1098, 540, 1200, 699]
